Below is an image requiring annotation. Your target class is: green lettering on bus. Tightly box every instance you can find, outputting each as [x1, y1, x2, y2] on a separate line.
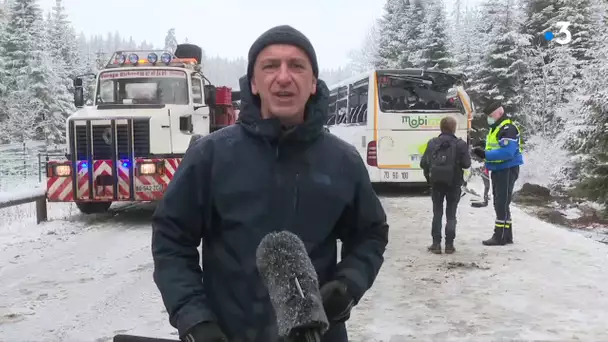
[401, 115, 442, 128]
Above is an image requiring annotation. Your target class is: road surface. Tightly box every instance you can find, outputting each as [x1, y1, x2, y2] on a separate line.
[1, 191, 607, 341]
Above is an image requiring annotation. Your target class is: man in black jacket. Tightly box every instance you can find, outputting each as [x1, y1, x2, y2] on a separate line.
[420, 116, 471, 254]
[151, 25, 389, 342]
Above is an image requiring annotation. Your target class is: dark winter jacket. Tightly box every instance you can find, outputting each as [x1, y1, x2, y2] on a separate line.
[151, 76, 389, 342]
[420, 133, 471, 186]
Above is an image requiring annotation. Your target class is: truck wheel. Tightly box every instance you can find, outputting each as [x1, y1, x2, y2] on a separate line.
[76, 202, 112, 214]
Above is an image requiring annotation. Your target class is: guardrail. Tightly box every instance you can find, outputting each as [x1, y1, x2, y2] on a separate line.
[0, 187, 47, 224]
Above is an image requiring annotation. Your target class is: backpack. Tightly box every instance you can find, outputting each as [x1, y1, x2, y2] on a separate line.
[429, 139, 458, 186]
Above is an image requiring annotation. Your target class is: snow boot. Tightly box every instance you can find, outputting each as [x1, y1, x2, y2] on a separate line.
[505, 222, 513, 244]
[445, 241, 455, 254]
[428, 241, 442, 254]
[482, 228, 506, 246]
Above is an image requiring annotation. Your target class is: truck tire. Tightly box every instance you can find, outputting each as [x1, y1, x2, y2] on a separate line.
[76, 201, 112, 214]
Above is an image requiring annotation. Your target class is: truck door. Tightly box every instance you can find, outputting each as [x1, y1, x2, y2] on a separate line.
[191, 76, 210, 135]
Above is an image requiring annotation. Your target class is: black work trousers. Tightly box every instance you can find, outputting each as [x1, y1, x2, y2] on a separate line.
[431, 184, 461, 242]
[490, 166, 519, 228]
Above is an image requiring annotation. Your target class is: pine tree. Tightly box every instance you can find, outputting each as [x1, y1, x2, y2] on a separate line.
[50, 0, 78, 69]
[400, 0, 425, 68]
[518, 0, 573, 136]
[348, 22, 380, 72]
[414, 0, 452, 69]
[376, 0, 410, 68]
[458, 7, 486, 79]
[567, 0, 608, 205]
[44, 10, 74, 143]
[471, 0, 527, 114]
[554, 0, 595, 64]
[0, 3, 8, 140]
[164, 28, 178, 52]
[2, 0, 63, 143]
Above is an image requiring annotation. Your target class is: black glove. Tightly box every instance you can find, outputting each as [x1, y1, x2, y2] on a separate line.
[472, 146, 485, 159]
[320, 280, 355, 323]
[473, 139, 486, 148]
[182, 322, 227, 342]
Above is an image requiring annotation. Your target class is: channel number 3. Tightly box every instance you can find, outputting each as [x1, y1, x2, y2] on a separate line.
[554, 22, 572, 45]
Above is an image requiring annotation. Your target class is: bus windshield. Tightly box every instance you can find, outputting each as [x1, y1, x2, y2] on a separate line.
[97, 69, 189, 105]
[377, 72, 460, 112]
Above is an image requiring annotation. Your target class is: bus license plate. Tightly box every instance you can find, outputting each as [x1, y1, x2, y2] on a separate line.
[383, 171, 408, 180]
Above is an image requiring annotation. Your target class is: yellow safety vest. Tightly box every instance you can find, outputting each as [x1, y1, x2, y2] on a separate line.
[485, 119, 522, 164]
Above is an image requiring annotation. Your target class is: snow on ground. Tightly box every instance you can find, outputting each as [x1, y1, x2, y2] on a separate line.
[0, 190, 607, 341]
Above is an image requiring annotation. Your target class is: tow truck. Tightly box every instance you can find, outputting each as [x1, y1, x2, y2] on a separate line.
[45, 44, 238, 214]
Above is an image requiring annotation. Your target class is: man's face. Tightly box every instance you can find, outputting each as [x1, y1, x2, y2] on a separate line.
[251, 44, 317, 123]
[489, 107, 503, 121]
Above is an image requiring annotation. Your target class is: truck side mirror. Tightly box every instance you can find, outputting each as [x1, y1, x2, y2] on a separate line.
[180, 115, 193, 133]
[74, 77, 84, 107]
[204, 85, 216, 107]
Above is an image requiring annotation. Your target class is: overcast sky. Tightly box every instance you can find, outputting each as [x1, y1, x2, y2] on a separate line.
[38, 0, 483, 69]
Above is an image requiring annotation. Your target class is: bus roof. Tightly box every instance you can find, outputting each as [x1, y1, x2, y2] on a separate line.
[326, 68, 467, 90]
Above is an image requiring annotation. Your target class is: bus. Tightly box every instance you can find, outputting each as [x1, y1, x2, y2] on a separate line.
[326, 68, 474, 185]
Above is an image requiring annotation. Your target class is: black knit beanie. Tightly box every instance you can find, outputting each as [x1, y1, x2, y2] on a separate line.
[483, 101, 502, 115]
[247, 25, 319, 80]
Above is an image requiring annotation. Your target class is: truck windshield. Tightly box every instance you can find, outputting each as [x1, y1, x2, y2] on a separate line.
[377, 73, 459, 112]
[96, 69, 189, 105]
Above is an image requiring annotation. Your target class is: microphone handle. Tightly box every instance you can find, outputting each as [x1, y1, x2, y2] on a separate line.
[113, 335, 178, 342]
[288, 328, 322, 342]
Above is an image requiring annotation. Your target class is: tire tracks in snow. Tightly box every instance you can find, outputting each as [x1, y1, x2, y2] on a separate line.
[0, 203, 175, 341]
[2, 194, 608, 341]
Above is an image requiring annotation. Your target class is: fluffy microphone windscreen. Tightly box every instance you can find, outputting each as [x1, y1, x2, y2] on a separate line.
[255, 230, 329, 338]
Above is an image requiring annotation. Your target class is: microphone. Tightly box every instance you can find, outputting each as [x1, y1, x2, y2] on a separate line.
[255, 231, 329, 342]
[113, 335, 178, 342]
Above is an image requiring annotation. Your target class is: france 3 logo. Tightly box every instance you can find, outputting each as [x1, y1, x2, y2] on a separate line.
[544, 22, 572, 45]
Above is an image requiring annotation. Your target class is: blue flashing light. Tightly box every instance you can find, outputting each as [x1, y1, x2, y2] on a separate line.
[81, 162, 88, 169]
[128, 53, 139, 65]
[147, 52, 158, 64]
[160, 52, 172, 64]
[122, 161, 130, 168]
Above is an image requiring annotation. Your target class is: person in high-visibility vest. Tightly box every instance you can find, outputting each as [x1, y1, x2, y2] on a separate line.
[472, 101, 523, 245]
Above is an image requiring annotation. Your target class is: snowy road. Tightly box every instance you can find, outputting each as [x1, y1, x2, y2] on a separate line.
[1, 192, 608, 341]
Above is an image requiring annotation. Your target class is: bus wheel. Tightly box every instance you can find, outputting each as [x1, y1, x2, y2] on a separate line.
[76, 202, 112, 214]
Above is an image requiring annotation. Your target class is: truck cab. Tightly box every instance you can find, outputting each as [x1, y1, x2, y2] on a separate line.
[47, 44, 237, 214]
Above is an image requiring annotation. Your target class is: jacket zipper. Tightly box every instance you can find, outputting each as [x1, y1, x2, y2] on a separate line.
[293, 172, 300, 214]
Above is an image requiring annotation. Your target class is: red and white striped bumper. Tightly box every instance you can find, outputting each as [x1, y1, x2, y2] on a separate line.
[46, 158, 182, 202]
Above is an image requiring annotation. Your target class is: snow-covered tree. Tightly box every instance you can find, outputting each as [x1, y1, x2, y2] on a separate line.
[470, 0, 527, 114]
[399, 0, 426, 68]
[164, 28, 178, 52]
[412, 0, 452, 69]
[0, 3, 8, 135]
[554, 0, 595, 64]
[452, 7, 486, 79]
[49, 0, 79, 73]
[376, 0, 410, 68]
[2, 0, 65, 143]
[565, 0, 608, 204]
[3, 78, 42, 142]
[348, 22, 380, 72]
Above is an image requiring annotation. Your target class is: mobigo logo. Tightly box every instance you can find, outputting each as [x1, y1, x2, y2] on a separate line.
[401, 115, 442, 128]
